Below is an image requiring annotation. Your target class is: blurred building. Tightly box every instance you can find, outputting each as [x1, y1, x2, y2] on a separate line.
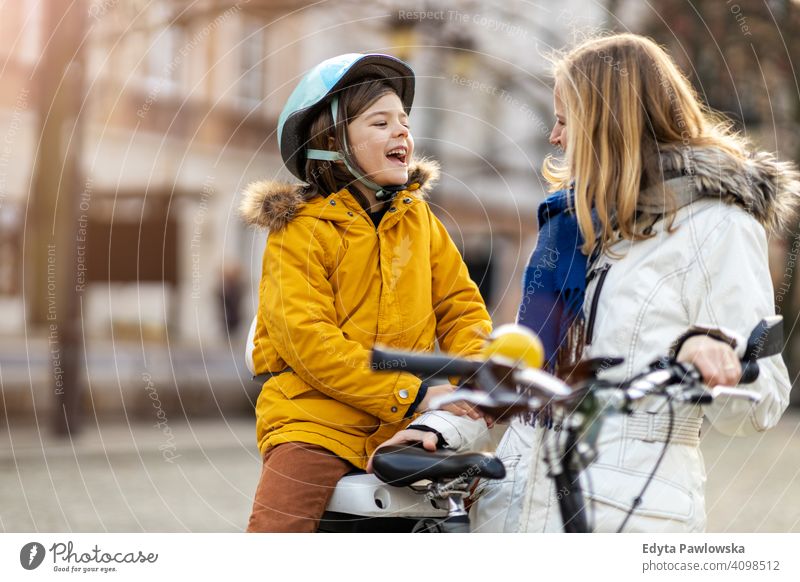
[0, 0, 610, 418]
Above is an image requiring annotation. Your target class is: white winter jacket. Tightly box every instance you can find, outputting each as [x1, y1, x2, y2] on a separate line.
[415, 146, 797, 533]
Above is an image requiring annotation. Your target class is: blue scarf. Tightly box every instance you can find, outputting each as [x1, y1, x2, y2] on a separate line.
[517, 189, 587, 370]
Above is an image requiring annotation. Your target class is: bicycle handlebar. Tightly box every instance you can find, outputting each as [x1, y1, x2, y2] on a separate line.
[371, 317, 781, 536]
[740, 360, 760, 384]
[371, 316, 782, 414]
[371, 347, 481, 378]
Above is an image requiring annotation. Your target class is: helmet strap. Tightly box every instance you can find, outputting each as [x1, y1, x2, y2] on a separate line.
[305, 96, 406, 202]
[305, 149, 343, 162]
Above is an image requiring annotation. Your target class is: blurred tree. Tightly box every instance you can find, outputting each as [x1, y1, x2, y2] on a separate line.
[28, 0, 88, 434]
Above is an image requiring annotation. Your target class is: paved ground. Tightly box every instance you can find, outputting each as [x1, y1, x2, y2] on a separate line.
[702, 411, 800, 532]
[1, 411, 798, 532]
[0, 417, 259, 532]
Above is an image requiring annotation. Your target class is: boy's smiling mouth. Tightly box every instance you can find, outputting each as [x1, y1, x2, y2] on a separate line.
[385, 146, 408, 165]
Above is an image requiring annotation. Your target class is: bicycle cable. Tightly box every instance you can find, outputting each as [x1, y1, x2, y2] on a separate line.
[616, 396, 675, 533]
[579, 440, 597, 532]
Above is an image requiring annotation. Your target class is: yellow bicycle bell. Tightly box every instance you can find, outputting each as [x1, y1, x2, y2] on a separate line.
[481, 324, 545, 369]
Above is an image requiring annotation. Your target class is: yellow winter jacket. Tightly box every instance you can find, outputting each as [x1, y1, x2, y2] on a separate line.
[239, 160, 492, 469]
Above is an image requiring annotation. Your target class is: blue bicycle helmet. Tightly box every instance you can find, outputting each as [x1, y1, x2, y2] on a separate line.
[277, 53, 415, 189]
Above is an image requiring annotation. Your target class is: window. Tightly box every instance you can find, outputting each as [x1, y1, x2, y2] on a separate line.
[144, 3, 183, 94]
[0, 205, 21, 296]
[0, 0, 40, 61]
[239, 21, 264, 104]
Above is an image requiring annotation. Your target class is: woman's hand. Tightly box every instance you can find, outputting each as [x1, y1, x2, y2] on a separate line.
[417, 383, 482, 420]
[366, 429, 437, 473]
[676, 335, 741, 387]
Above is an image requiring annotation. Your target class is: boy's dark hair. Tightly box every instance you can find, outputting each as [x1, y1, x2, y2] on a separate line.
[302, 78, 399, 209]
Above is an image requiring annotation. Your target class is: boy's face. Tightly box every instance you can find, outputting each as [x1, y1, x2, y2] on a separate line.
[346, 92, 414, 187]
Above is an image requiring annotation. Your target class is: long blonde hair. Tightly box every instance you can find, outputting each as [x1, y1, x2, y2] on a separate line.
[543, 33, 747, 254]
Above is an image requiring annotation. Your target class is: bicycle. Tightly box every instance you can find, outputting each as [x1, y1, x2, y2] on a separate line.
[368, 316, 783, 533]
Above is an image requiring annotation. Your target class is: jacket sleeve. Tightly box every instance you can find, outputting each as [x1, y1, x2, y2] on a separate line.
[410, 410, 494, 452]
[682, 210, 791, 436]
[261, 220, 422, 423]
[428, 207, 493, 356]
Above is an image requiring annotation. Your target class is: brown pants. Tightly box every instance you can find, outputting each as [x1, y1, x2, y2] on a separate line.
[246, 441, 354, 532]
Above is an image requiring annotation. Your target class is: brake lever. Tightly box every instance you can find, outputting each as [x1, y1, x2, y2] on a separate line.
[707, 386, 762, 404]
[680, 386, 713, 405]
[676, 385, 762, 405]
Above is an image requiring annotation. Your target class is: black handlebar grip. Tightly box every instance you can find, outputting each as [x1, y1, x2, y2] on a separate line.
[371, 348, 481, 378]
[739, 361, 760, 384]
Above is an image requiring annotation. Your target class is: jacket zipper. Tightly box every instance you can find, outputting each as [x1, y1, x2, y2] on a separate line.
[585, 263, 611, 346]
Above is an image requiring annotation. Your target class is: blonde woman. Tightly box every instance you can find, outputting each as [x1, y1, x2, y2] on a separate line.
[374, 33, 799, 532]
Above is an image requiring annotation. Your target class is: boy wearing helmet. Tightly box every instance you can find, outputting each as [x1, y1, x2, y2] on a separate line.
[240, 54, 492, 532]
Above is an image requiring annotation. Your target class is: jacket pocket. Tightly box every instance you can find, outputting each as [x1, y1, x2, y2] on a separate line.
[581, 463, 696, 526]
[470, 452, 523, 532]
[470, 422, 538, 532]
[271, 373, 315, 400]
[472, 423, 527, 499]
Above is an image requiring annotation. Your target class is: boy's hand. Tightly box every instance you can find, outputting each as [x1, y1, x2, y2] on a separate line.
[366, 428, 437, 473]
[417, 383, 482, 420]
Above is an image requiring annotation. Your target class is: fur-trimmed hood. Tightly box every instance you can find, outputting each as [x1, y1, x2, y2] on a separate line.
[239, 158, 441, 231]
[641, 145, 800, 235]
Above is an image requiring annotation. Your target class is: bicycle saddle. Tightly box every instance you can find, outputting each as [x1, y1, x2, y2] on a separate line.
[371, 445, 506, 487]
